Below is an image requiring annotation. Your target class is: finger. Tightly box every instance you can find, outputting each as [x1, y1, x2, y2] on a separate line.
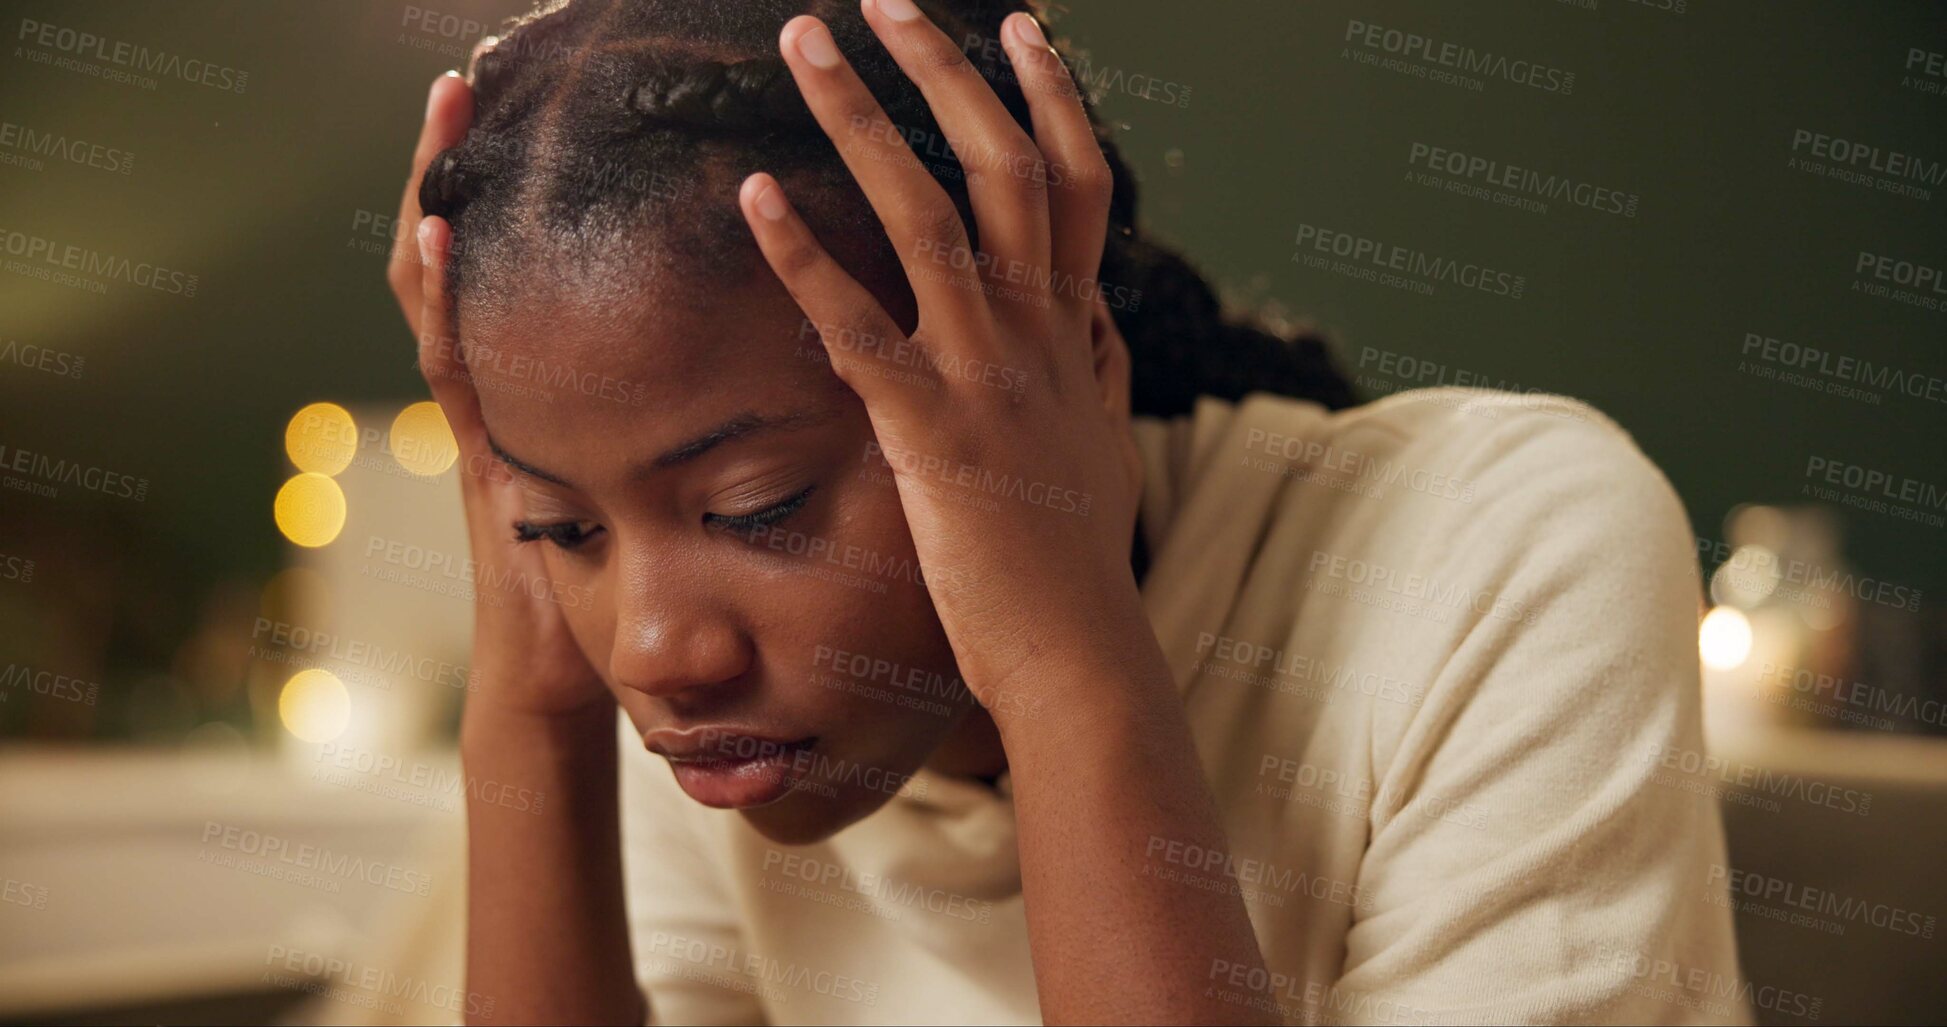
[858, 0, 1051, 276]
[777, 16, 985, 324]
[414, 216, 495, 476]
[738, 173, 938, 421]
[389, 72, 475, 318]
[1000, 12, 1112, 306]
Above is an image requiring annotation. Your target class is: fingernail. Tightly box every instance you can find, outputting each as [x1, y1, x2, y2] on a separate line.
[417, 219, 435, 264]
[426, 75, 444, 119]
[795, 22, 843, 69]
[755, 182, 789, 221]
[1010, 12, 1046, 48]
[877, 0, 924, 23]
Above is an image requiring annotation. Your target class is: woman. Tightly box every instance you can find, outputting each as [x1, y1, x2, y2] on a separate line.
[385, 0, 1745, 1022]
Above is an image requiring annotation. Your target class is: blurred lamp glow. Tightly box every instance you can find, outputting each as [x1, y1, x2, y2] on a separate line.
[1798, 596, 1847, 632]
[1708, 544, 1782, 608]
[390, 401, 458, 477]
[284, 402, 358, 476]
[1699, 606, 1754, 670]
[274, 472, 347, 548]
[278, 669, 350, 743]
[1725, 503, 1790, 551]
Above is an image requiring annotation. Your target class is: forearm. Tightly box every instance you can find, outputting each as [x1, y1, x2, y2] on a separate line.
[994, 603, 1276, 1026]
[461, 703, 642, 1025]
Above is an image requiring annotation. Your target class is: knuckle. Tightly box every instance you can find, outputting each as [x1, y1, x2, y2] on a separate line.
[1067, 158, 1114, 197]
[977, 135, 1048, 196]
[1013, 150, 1050, 198]
[836, 98, 887, 141]
[827, 305, 890, 348]
[775, 239, 827, 278]
[921, 39, 975, 75]
[837, 305, 883, 337]
[906, 198, 968, 247]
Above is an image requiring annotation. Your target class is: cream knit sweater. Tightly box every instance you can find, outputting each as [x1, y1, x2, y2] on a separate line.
[618, 388, 1749, 1025]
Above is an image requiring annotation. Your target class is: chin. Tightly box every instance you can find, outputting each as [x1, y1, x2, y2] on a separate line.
[737, 788, 891, 846]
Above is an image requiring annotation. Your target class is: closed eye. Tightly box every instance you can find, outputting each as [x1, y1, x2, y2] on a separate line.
[513, 520, 604, 551]
[706, 485, 816, 539]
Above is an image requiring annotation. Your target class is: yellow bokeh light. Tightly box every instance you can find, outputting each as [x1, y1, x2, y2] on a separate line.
[1698, 606, 1754, 671]
[274, 473, 347, 548]
[390, 401, 458, 477]
[278, 669, 350, 743]
[284, 402, 358, 476]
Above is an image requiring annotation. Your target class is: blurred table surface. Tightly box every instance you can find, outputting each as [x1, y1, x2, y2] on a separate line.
[2, 718, 1944, 1024]
[0, 743, 462, 1022]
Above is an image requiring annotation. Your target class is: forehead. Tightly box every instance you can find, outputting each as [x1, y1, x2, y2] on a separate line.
[459, 267, 852, 471]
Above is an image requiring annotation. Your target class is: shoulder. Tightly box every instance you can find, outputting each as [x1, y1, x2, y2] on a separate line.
[1139, 385, 1699, 607]
[1332, 386, 1668, 494]
[1284, 393, 1739, 1022]
[1306, 388, 1704, 726]
[1136, 386, 1703, 704]
[1255, 385, 1703, 678]
[1306, 386, 1693, 566]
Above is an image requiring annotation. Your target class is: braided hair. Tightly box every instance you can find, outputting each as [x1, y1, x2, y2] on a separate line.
[419, 0, 1357, 417]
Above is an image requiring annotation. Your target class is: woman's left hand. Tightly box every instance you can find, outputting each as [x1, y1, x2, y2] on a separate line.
[738, 4, 1151, 717]
[745, 20, 1278, 1018]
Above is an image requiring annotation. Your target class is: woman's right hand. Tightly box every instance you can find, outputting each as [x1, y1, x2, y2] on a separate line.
[393, 73, 613, 720]
[388, 71, 471, 340]
[397, 67, 642, 1027]
[414, 214, 613, 719]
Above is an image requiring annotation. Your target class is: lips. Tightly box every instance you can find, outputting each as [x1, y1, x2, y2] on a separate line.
[645, 729, 817, 809]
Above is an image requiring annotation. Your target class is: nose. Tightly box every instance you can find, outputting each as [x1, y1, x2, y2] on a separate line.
[606, 561, 754, 701]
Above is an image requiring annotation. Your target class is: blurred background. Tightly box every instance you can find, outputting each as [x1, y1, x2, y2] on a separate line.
[0, 0, 1942, 1023]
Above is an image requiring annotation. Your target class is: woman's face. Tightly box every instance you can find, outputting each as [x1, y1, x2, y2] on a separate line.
[463, 263, 978, 844]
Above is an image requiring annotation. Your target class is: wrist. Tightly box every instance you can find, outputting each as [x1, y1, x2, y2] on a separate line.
[460, 696, 617, 760]
[975, 565, 1151, 690]
[983, 600, 1178, 746]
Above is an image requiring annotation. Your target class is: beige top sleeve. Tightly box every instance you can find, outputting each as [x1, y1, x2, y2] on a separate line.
[1330, 402, 1750, 1025]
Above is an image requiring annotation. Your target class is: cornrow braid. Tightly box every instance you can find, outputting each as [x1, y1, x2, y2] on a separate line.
[625, 57, 813, 131]
[420, 0, 1356, 417]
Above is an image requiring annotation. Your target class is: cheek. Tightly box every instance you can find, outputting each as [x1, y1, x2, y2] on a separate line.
[540, 548, 619, 684]
[772, 467, 964, 739]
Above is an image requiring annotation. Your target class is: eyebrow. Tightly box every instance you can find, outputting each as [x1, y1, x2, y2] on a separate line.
[487, 410, 831, 488]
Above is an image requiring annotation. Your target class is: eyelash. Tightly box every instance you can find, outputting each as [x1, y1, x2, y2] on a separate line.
[705, 485, 816, 538]
[512, 520, 601, 550]
[510, 486, 817, 551]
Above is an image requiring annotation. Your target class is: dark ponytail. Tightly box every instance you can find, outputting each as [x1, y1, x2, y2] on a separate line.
[421, 0, 1357, 417]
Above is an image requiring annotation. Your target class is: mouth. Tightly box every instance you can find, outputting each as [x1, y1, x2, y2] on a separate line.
[644, 728, 818, 809]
